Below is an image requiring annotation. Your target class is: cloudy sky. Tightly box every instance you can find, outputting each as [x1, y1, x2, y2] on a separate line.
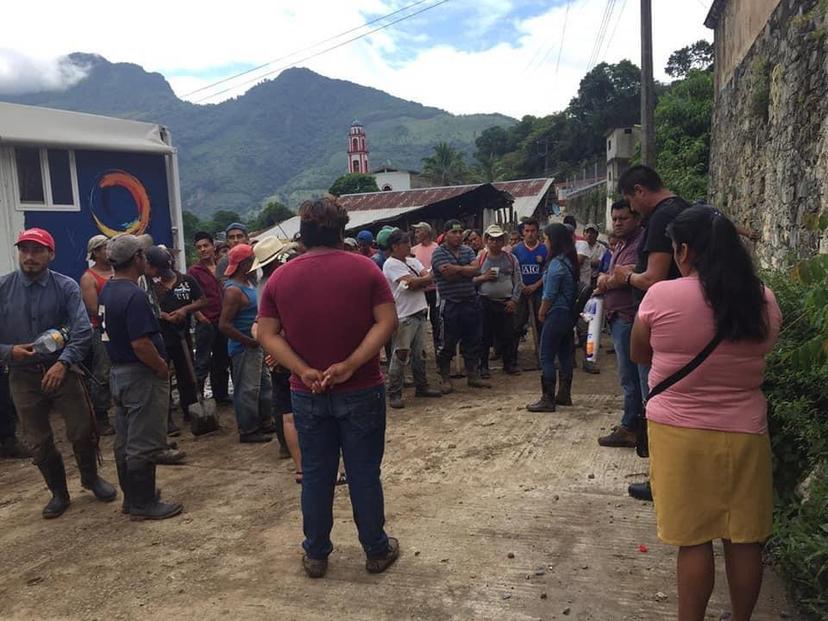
[0, 0, 712, 118]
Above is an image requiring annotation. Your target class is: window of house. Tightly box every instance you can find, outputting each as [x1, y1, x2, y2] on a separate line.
[607, 139, 612, 151]
[11, 146, 79, 211]
[352, 160, 360, 173]
[382, 184, 392, 191]
[352, 138, 359, 151]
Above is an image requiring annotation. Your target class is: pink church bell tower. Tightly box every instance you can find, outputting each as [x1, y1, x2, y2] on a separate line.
[347, 120, 369, 174]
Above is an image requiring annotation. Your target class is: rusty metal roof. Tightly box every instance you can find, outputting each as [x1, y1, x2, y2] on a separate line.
[340, 178, 553, 212]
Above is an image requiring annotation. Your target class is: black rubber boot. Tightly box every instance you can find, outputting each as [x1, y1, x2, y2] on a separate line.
[628, 481, 653, 502]
[167, 410, 181, 437]
[555, 374, 573, 406]
[526, 376, 557, 412]
[128, 463, 182, 521]
[36, 452, 70, 519]
[438, 361, 454, 395]
[76, 447, 117, 502]
[96, 411, 115, 436]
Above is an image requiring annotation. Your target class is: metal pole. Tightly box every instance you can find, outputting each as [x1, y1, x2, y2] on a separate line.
[640, 0, 656, 166]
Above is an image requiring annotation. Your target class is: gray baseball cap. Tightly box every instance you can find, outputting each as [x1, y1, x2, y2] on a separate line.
[107, 234, 143, 267]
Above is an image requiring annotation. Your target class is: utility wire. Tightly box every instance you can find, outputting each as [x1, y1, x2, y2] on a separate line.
[193, 0, 451, 103]
[183, 0, 434, 98]
[586, 0, 616, 71]
[555, 0, 572, 78]
[601, 0, 629, 63]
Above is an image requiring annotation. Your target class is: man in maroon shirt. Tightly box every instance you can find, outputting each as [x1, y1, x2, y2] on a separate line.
[187, 232, 231, 404]
[594, 200, 644, 447]
[258, 197, 400, 579]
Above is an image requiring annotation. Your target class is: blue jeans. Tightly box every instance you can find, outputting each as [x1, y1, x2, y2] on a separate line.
[539, 307, 574, 380]
[291, 385, 389, 560]
[609, 316, 643, 431]
[230, 348, 273, 436]
[638, 364, 650, 400]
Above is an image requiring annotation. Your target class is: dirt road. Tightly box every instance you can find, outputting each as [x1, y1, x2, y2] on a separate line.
[0, 352, 797, 620]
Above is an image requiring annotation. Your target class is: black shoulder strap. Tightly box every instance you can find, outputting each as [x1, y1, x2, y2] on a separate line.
[646, 332, 723, 401]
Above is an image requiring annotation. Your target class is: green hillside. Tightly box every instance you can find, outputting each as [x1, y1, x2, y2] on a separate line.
[4, 53, 514, 216]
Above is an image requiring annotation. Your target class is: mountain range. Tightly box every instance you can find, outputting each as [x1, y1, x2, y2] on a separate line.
[2, 53, 514, 217]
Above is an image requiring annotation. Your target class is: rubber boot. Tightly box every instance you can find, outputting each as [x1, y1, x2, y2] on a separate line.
[526, 376, 557, 412]
[76, 446, 117, 502]
[128, 462, 182, 521]
[466, 364, 492, 389]
[414, 385, 442, 398]
[438, 361, 454, 395]
[119, 459, 161, 514]
[167, 410, 181, 437]
[96, 411, 115, 436]
[36, 452, 70, 519]
[555, 374, 573, 406]
[388, 393, 405, 409]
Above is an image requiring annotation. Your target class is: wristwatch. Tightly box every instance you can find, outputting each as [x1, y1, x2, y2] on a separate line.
[625, 272, 634, 286]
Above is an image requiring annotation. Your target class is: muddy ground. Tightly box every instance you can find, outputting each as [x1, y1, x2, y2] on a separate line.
[0, 348, 798, 620]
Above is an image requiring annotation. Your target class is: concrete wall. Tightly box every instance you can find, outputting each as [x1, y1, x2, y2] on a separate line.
[708, 0, 828, 267]
[375, 170, 412, 192]
[712, 0, 782, 91]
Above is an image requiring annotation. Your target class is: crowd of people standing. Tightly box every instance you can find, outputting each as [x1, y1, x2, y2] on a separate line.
[0, 164, 782, 619]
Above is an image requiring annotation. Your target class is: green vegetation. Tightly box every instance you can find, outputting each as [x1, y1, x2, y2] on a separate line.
[469, 60, 641, 183]
[421, 142, 469, 186]
[471, 46, 713, 201]
[664, 40, 713, 79]
[654, 69, 713, 201]
[329, 173, 379, 196]
[763, 246, 828, 618]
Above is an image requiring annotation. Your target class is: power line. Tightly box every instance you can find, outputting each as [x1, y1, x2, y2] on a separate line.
[601, 0, 629, 63]
[183, 0, 435, 98]
[586, 0, 616, 72]
[555, 0, 572, 78]
[193, 0, 451, 103]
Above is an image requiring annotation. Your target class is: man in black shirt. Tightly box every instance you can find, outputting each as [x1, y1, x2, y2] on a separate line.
[99, 235, 183, 520]
[609, 165, 690, 502]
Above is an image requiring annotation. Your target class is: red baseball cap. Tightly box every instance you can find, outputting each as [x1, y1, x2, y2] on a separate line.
[224, 243, 254, 277]
[16, 228, 55, 251]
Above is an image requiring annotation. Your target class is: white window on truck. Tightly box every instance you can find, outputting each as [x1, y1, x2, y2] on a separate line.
[11, 146, 79, 211]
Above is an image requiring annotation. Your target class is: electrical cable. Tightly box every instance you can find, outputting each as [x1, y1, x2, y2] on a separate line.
[183, 0, 435, 98]
[555, 0, 572, 78]
[601, 0, 629, 63]
[193, 0, 451, 103]
[586, 0, 615, 71]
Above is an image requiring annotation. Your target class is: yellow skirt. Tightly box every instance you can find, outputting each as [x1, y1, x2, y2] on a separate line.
[648, 420, 773, 547]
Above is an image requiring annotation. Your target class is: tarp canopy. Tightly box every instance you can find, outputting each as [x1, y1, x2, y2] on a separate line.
[0, 102, 173, 154]
[254, 205, 425, 241]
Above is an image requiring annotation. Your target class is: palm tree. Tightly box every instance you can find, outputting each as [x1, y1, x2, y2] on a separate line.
[473, 153, 506, 183]
[421, 142, 468, 186]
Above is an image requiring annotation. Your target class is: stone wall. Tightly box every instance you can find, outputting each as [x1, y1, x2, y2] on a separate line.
[710, 0, 782, 89]
[709, 0, 828, 267]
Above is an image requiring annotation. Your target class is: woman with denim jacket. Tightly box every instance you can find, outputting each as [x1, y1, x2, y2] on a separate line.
[526, 223, 578, 412]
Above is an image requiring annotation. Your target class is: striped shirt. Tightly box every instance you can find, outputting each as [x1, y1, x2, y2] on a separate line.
[431, 244, 478, 302]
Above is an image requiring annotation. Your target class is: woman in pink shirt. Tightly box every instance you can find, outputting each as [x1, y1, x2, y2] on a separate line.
[631, 206, 782, 621]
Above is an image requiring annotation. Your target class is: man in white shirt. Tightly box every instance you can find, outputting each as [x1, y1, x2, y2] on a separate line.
[382, 230, 443, 409]
[575, 224, 606, 287]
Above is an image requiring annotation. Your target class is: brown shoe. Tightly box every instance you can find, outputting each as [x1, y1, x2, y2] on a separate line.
[366, 537, 399, 574]
[598, 426, 637, 448]
[303, 555, 328, 578]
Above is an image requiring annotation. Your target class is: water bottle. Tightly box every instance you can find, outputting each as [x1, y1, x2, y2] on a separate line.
[32, 327, 69, 355]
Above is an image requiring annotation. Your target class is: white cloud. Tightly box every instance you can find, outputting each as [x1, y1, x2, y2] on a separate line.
[0, 48, 89, 94]
[0, 0, 712, 118]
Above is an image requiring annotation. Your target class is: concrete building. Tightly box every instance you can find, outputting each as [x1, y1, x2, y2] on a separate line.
[605, 126, 640, 225]
[372, 165, 432, 192]
[706, 0, 828, 265]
